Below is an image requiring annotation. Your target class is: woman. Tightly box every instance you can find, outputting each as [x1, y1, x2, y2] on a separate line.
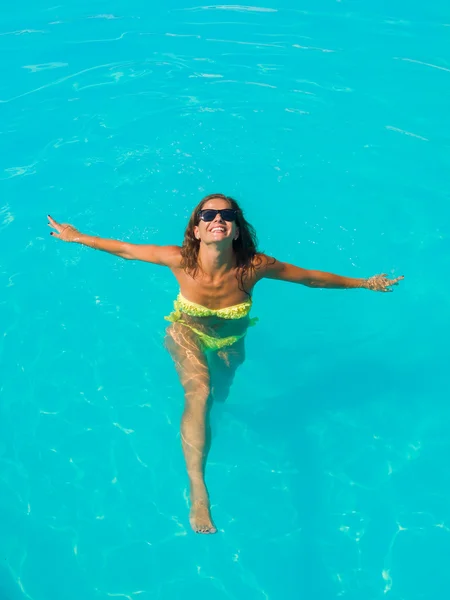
[48, 193, 403, 534]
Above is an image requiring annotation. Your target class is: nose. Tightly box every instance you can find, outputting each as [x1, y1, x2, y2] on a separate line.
[213, 212, 225, 224]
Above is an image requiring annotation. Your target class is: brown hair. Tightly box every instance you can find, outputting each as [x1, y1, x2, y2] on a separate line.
[180, 193, 260, 295]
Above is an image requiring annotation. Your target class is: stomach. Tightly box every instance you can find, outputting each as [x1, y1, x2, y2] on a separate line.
[179, 313, 251, 339]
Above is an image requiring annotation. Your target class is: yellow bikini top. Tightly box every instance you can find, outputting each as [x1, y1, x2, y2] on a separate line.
[169, 293, 252, 320]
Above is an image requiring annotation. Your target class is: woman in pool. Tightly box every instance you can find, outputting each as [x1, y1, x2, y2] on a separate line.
[48, 193, 403, 534]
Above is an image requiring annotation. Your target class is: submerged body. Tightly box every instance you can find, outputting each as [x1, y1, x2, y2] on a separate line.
[47, 194, 403, 534]
[163, 295, 254, 532]
[165, 293, 257, 352]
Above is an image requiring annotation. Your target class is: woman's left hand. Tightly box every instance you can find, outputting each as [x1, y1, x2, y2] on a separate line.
[364, 273, 404, 292]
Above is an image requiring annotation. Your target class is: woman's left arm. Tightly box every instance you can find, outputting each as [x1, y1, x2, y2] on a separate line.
[258, 255, 404, 292]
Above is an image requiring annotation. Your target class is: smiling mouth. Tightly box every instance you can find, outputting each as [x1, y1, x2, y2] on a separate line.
[210, 227, 226, 233]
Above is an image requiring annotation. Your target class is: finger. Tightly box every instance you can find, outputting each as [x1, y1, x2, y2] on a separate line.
[47, 215, 61, 231]
[48, 215, 64, 231]
[390, 276, 404, 285]
[50, 232, 61, 239]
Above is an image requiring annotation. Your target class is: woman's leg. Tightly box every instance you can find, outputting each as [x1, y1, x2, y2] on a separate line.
[209, 337, 246, 403]
[165, 323, 217, 534]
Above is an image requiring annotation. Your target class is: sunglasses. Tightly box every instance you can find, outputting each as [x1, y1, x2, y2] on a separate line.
[198, 208, 238, 222]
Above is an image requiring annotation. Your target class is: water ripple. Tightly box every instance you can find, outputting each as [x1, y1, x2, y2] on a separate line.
[394, 56, 450, 73]
[179, 5, 278, 13]
[386, 125, 429, 141]
[23, 62, 68, 72]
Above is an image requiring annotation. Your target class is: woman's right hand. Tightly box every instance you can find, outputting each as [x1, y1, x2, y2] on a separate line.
[48, 215, 81, 242]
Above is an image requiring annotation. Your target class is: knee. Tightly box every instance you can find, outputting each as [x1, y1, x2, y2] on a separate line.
[184, 388, 210, 410]
[184, 375, 210, 400]
[183, 388, 211, 419]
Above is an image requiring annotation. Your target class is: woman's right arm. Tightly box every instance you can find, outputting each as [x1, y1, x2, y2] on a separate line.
[47, 215, 181, 267]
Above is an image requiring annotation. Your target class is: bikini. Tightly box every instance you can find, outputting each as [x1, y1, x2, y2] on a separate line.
[165, 293, 258, 352]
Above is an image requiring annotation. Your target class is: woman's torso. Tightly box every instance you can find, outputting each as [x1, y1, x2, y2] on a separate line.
[169, 260, 258, 337]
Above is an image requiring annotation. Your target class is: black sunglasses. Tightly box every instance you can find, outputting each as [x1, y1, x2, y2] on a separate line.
[197, 208, 238, 222]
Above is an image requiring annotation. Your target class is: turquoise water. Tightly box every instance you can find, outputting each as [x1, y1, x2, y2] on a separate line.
[1, 1, 449, 598]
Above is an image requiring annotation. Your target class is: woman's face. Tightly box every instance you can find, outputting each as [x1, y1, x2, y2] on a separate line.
[193, 198, 239, 246]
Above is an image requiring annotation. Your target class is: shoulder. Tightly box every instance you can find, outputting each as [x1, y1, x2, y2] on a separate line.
[161, 245, 182, 268]
[253, 253, 277, 267]
[250, 253, 280, 281]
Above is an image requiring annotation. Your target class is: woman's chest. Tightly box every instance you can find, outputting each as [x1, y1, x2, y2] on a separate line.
[174, 270, 250, 307]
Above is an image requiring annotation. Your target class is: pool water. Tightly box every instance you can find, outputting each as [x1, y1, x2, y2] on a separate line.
[1, 1, 449, 598]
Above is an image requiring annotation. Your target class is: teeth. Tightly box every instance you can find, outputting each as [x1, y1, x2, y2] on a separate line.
[211, 228, 225, 232]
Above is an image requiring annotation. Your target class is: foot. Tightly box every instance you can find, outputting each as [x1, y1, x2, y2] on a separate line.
[217, 350, 231, 367]
[189, 498, 217, 534]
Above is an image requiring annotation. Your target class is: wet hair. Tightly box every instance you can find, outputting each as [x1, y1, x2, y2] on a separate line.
[180, 193, 260, 295]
